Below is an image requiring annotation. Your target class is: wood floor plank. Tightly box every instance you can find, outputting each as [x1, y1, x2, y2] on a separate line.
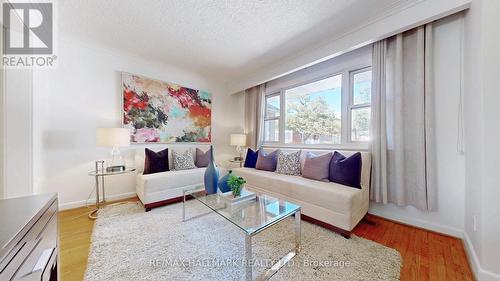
[59, 202, 474, 281]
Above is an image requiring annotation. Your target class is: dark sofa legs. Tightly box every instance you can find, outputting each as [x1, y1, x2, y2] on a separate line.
[362, 215, 376, 225]
[340, 232, 352, 239]
[143, 195, 187, 212]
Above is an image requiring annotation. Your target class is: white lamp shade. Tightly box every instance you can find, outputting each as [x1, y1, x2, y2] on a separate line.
[230, 134, 246, 146]
[96, 128, 130, 147]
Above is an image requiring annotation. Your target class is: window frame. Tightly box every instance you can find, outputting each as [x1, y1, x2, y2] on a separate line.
[348, 67, 372, 143]
[263, 92, 281, 143]
[261, 64, 371, 150]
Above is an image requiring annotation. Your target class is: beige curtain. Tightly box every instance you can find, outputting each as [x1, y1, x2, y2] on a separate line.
[370, 24, 437, 211]
[244, 84, 265, 150]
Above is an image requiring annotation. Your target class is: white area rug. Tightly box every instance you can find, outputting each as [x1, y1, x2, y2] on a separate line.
[84, 201, 402, 281]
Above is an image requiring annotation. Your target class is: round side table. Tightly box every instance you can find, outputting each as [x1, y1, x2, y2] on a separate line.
[88, 167, 136, 219]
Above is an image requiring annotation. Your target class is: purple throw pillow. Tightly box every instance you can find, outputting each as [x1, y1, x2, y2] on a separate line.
[144, 148, 169, 175]
[329, 151, 362, 189]
[195, 148, 211, 167]
[255, 150, 278, 172]
[244, 148, 258, 168]
[302, 152, 333, 182]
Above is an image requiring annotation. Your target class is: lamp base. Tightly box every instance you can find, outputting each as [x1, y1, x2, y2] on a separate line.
[106, 165, 125, 172]
[106, 146, 125, 172]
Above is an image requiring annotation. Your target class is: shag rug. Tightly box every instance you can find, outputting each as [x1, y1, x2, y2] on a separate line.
[84, 201, 402, 281]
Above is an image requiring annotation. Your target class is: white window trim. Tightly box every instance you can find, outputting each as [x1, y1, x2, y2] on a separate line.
[263, 93, 281, 143]
[261, 64, 371, 150]
[348, 67, 372, 144]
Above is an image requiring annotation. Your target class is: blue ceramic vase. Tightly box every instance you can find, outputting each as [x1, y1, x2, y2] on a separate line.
[218, 170, 232, 193]
[204, 145, 220, 194]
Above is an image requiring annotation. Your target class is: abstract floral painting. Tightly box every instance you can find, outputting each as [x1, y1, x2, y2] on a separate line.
[122, 73, 212, 143]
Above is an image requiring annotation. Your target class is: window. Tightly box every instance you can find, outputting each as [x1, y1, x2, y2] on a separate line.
[284, 75, 342, 145]
[262, 66, 372, 148]
[263, 94, 280, 142]
[350, 69, 372, 142]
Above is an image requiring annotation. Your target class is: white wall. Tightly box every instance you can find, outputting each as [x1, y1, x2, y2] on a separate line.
[0, 32, 3, 198]
[3, 68, 34, 198]
[369, 14, 466, 238]
[0, 49, 3, 199]
[32, 35, 244, 209]
[1, 23, 35, 199]
[479, 0, 500, 272]
[463, 0, 500, 279]
[463, 0, 484, 278]
[0, 22, 3, 199]
[478, 0, 500, 275]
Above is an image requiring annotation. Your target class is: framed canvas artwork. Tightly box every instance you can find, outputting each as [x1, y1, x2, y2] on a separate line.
[122, 72, 212, 143]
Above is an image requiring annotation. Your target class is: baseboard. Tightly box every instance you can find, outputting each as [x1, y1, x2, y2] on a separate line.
[464, 232, 481, 280]
[463, 232, 500, 281]
[481, 270, 500, 281]
[367, 209, 463, 238]
[58, 192, 137, 210]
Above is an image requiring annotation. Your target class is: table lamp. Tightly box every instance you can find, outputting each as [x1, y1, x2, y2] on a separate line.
[230, 134, 246, 161]
[96, 128, 130, 172]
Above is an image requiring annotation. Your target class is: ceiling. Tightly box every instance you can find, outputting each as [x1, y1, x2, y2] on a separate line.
[58, 0, 413, 91]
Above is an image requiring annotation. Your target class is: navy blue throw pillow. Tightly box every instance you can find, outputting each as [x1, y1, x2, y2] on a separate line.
[243, 148, 258, 168]
[329, 152, 362, 189]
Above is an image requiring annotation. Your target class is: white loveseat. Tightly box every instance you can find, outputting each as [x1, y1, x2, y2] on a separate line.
[135, 146, 208, 211]
[233, 149, 371, 236]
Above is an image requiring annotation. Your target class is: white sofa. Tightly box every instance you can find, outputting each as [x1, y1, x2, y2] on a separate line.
[135, 146, 207, 211]
[233, 149, 371, 236]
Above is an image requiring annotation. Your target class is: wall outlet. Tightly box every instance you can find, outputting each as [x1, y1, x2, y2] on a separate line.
[473, 215, 477, 232]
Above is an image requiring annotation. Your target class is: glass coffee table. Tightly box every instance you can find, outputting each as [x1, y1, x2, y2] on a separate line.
[182, 187, 301, 281]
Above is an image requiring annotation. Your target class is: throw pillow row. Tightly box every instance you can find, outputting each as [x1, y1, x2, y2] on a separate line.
[144, 148, 211, 175]
[243, 148, 362, 189]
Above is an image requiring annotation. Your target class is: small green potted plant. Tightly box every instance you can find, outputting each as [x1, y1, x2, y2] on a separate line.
[227, 174, 246, 197]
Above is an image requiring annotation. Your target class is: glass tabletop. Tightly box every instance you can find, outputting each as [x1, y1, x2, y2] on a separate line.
[88, 168, 136, 176]
[189, 189, 300, 236]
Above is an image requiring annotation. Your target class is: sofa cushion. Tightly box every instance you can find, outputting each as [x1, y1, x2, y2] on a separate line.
[255, 149, 278, 171]
[233, 167, 363, 215]
[329, 152, 362, 189]
[144, 148, 169, 175]
[302, 152, 332, 182]
[243, 148, 258, 168]
[195, 147, 211, 167]
[172, 149, 197, 170]
[138, 168, 206, 193]
[276, 150, 301, 176]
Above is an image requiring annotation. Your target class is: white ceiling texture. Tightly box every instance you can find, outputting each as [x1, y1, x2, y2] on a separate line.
[59, 0, 417, 92]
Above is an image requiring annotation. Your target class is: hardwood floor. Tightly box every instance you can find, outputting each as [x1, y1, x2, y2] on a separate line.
[59, 199, 474, 281]
[58, 198, 138, 281]
[353, 215, 474, 281]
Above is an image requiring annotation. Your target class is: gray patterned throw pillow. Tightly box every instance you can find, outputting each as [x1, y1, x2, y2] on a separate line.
[172, 149, 197, 170]
[276, 150, 301, 176]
